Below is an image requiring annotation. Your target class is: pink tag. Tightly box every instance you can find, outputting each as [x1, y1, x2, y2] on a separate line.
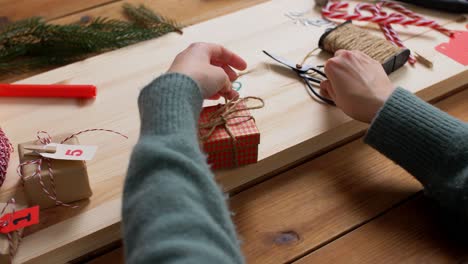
[0, 206, 40, 233]
[435, 25, 468, 66]
[40, 143, 97, 161]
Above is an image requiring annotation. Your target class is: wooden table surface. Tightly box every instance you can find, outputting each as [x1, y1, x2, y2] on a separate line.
[1, 1, 467, 263]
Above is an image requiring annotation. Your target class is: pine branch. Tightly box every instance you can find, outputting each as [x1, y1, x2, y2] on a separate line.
[122, 3, 183, 34]
[0, 17, 43, 46]
[0, 4, 183, 75]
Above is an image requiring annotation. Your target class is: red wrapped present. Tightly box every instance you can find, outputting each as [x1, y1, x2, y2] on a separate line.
[199, 97, 264, 170]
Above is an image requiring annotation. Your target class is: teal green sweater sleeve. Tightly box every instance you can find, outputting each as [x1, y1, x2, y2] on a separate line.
[365, 88, 468, 218]
[123, 73, 243, 264]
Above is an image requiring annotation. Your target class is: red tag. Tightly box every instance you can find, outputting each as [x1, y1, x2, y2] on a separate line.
[0, 206, 39, 233]
[435, 25, 468, 66]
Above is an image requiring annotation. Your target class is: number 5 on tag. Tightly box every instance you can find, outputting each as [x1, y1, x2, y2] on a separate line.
[40, 144, 98, 161]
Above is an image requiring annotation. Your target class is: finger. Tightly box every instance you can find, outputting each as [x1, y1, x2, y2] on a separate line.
[320, 84, 331, 99]
[218, 76, 237, 99]
[220, 89, 239, 100]
[204, 43, 247, 70]
[209, 94, 221, 100]
[222, 65, 238, 82]
[320, 80, 336, 100]
[324, 57, 338, 77]
[334, 49, 348, 57]
[212, 61, 238, 81]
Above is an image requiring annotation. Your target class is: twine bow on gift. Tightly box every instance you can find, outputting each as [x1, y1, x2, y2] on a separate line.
[0, 198, 20, 263]
[17, 129, 127, 208]
[199, 96, 264, 167]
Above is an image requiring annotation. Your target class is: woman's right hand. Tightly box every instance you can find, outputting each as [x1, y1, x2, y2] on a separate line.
[320, 50, 395, 123]
[168, 42, 247, 100]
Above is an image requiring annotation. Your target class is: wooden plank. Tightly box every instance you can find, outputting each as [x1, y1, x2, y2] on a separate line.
[231, 88, 468, 263]
[232, 144, 422, 263]
[51, 0, 270, 26]
[85, 246, 124, 264]
[1, 1, 466, 263]
[0, 0, 117, 22]
[296, 195, 468, 264]
[81, 87, 468, 264]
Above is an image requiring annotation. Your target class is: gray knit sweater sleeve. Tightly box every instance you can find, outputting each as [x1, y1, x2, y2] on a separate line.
[122, 73, 243, 264]
[365, 87, 468, 218]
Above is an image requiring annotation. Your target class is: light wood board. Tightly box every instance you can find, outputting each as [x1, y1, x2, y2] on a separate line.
[0, 0, 466, 263]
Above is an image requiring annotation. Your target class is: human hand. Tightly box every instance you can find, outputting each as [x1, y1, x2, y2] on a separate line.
[167, 42, 247, 100]
[320, 50, 395, 123]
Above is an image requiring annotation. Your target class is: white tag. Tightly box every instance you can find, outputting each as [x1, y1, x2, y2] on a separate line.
[39, 143, 98, 161]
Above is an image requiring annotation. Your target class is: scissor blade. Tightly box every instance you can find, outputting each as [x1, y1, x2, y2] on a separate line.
[263, 50, 298, 70]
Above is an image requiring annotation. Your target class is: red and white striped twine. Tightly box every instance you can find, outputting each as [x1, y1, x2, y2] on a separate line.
[322, 1, 454, 65]
[0, 128, 13, 188]
[17, 129, 127, 208]
[0, 198, 19, 263]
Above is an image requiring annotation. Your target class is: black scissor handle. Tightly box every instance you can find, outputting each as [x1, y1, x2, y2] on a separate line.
[300, 73, 323, 84]
[309, 67, 327, 78]
[302, 76, 335, 106]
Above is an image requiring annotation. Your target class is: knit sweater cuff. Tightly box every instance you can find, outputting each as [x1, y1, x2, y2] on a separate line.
[138, 73, 203, 135]
[364, 87, 466, 183]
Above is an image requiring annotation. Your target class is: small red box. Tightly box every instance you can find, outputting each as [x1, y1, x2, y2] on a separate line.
[199, 102, 260, 170]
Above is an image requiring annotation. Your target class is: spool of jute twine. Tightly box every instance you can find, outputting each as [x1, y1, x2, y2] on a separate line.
[319, 21, 410, 74]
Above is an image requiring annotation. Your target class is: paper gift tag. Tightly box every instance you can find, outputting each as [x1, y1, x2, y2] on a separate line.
[0, 206, 39, 233]
[40, 143, 97, 161]
[435, 25, 468, 66]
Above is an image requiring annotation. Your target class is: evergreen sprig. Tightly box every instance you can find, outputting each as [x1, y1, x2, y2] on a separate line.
[0, 4, 183, 75]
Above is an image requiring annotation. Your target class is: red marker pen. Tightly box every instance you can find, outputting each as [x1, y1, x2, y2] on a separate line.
[0, 84, 97, 98]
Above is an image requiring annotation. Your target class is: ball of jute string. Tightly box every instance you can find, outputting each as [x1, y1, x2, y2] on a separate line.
[321, 22, 403, 64]
[0, 128, 13, 187]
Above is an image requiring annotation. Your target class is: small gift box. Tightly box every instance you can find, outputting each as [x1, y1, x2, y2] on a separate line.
[199, 97, 264, 170]
[17, 133, 92, 209]
[0, 202, 25, 264]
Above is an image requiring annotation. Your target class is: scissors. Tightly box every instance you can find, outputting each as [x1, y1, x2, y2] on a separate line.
[263, 50, 334, 105]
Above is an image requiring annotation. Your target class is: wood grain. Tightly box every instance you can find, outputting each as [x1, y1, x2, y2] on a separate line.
[1, 1, 466, 263]
[296, 195, 468, 264]
[0, 0, 117, 22]
[232, 143, 421, 263]
[51, 0, 270, 26]
[234, 88, 468, 264]
[80, 87, 468, 264]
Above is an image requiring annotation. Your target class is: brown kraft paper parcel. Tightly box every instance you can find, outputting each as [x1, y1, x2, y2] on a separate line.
[18, 134, 92, 209]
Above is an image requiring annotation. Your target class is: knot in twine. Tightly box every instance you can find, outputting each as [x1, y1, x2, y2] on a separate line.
[0, 128, 13, 188]
[199, 96, 264, 167]
[17, 129, 127, 208]
[0, 198, 19, 263]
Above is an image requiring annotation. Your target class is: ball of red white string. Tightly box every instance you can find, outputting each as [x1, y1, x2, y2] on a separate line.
[0, 128, 13, 188]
